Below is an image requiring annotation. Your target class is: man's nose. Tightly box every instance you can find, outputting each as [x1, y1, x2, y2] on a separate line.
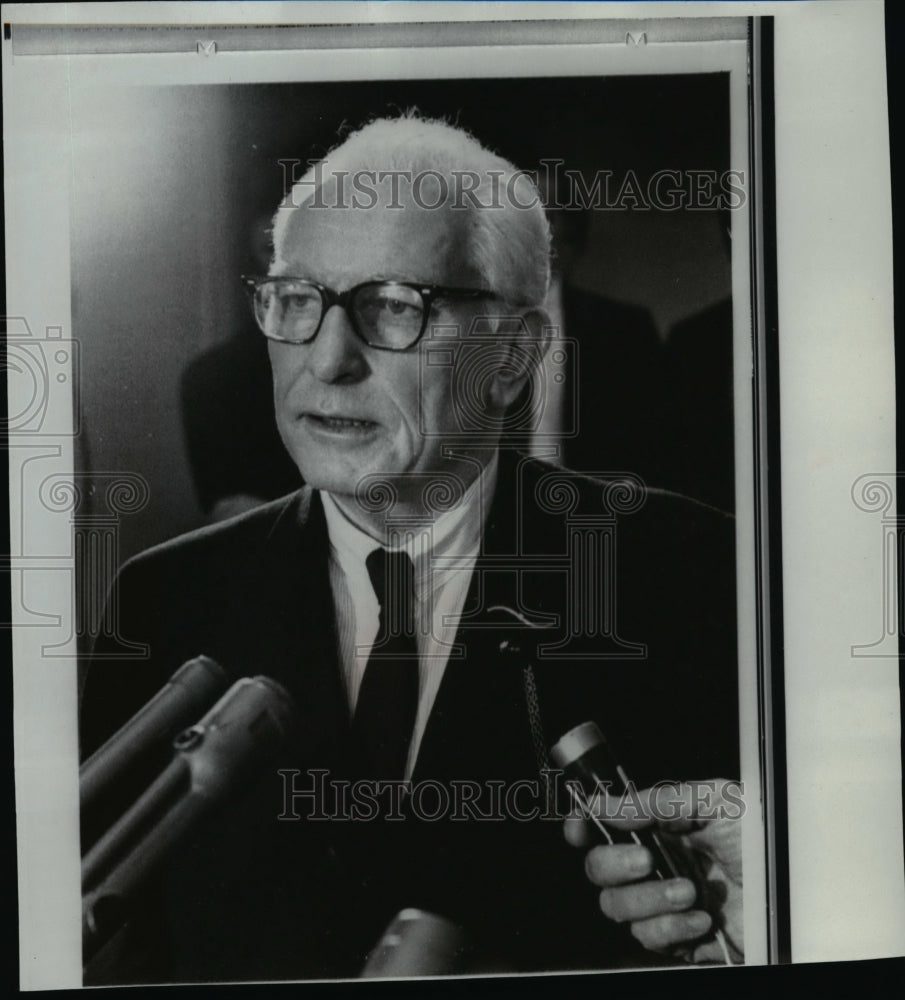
[306, 305, 369, 384]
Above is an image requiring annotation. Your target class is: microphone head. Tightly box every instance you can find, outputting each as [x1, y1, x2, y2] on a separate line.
[79, 655, 231, 847]
[172, 676, 301, 794]
[171, 654, 229, 692]
[181, 675, 300, 745]
[360, 909, 467, 978]
[550, 720, 605, 769]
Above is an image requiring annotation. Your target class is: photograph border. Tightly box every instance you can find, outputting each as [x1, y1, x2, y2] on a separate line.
[4, 2, 900, 989]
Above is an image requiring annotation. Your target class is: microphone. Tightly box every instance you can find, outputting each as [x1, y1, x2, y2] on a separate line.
[82, 675, 300, 961]
[551, 721, 738, 966]
[550, 721, 698, 883]
[80, 656, 230, 848]
[360, 909, 468, 978]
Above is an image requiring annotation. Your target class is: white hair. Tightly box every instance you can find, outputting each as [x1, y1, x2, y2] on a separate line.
[271, 113, 551, 307]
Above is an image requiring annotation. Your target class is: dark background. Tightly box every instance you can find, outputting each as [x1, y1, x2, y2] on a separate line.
[70, 73, 733, 562]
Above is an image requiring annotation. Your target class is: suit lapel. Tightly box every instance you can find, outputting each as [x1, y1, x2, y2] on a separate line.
[250, 463, 560, 781]
[240, 488, 350, 767]
[412, 453, 549, 783]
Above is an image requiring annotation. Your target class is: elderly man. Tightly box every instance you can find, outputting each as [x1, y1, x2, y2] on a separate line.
[81, 115, 741, 981]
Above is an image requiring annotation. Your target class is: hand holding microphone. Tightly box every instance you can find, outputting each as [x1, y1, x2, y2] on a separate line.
[554, 722, 744, 965]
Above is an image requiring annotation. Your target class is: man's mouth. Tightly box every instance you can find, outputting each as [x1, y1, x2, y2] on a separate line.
[303, 413, 378, 432]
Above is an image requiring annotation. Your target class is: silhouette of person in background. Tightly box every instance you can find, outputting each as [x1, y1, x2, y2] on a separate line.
[532, 198, 666, 486]
[181, 212, 301, 522]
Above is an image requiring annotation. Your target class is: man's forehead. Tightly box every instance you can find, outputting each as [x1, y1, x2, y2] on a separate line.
[275, 184, 481, 288]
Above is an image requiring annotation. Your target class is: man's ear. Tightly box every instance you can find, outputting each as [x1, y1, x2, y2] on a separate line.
[486, 307, 552, 412]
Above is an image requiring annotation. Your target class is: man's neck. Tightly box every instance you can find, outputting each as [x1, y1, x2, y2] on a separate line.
[327, 451, 497, 543]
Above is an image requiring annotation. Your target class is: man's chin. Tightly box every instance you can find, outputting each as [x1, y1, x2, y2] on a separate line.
[293, 453, 401, 502]
[296, 467, 361, 499]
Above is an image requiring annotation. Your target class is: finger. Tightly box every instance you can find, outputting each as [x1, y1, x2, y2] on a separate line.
[563, 814, 596, 849]
[571, 785, 654, 832]
[601, 779, 739, 834]
[598, 877, 697, 923]
[631, 910, 713, 953]
[651, 779, 741, 834]
[678, 817, 739, 854]
[584, 844, 652, 887]
[569, 784, 674, 833]
[690, 935, 743, 965]
[674, 818, 744, 886]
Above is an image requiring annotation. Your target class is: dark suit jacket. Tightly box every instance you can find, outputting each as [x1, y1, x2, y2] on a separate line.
[81, 452, 738, 982]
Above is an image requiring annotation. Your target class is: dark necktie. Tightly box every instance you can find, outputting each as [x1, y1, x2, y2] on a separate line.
[350, 548, 419, 782]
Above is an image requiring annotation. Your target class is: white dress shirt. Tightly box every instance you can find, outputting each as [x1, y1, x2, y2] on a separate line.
[321, 453, 498, 780]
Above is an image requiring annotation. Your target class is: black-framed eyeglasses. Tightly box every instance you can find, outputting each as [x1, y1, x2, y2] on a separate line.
[241, 276, 496, 351]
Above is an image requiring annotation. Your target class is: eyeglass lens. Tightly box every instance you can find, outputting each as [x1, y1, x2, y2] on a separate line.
[254, 279, 426, 349]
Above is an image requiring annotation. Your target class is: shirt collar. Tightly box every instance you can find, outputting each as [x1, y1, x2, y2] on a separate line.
[321, 453, 498, 602]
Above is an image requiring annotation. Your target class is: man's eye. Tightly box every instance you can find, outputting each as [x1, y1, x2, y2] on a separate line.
[360, 286, 422, 321]
[280, 291, 319, 312]
[381, 297, 416, 315]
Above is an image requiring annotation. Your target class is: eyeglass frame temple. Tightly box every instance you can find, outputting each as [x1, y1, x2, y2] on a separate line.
[239, 276, 495, 350]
